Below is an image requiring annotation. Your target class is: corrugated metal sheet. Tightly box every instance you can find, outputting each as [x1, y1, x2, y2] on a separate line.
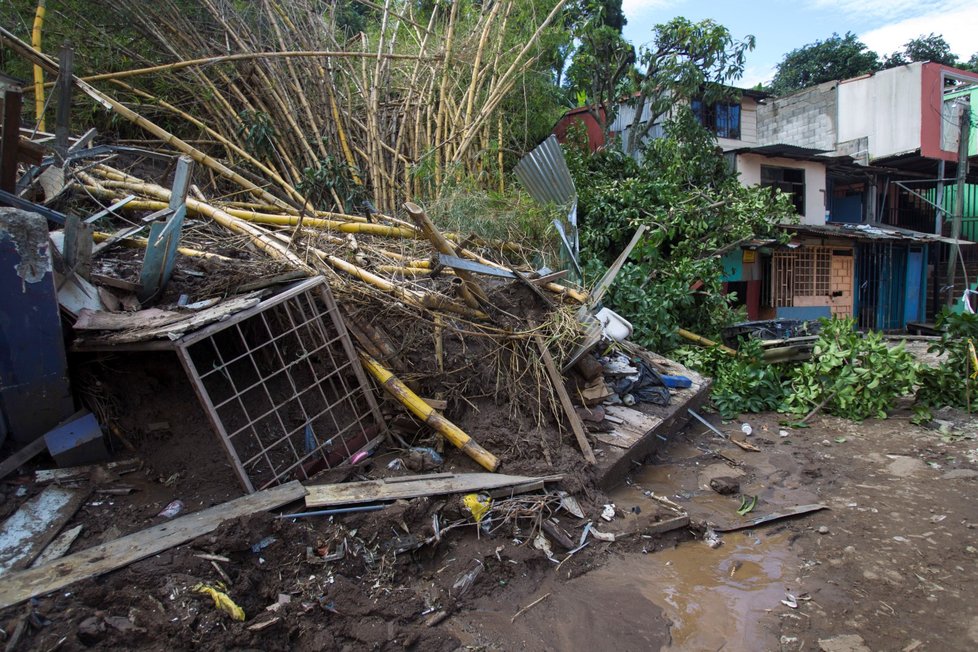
[514, 135, 580, 271]
[514, 135, 575, 207]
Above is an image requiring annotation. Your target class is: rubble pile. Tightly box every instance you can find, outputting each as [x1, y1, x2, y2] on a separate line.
[0, 10, 708, 649]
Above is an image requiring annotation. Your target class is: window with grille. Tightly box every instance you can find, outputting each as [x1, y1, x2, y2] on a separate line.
[691, 99, 741, 139]
[770, 247, 832, 307]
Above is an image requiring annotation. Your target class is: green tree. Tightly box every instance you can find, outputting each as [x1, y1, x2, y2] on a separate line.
[566, 111, 796, 351]
[564, 1, 635, 135]
[769, 32, 879, 96]
[883, 33, 958, 68]
[625, 18, 755, 155]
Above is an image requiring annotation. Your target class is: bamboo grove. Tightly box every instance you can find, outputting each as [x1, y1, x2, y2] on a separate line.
[3, 0, 571, 213]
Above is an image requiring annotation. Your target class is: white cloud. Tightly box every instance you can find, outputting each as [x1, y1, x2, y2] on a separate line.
[740, 65, 777, 88]
[622, 0, 674, 16]
[809, 0, 957, 21]
[860, 5, 978, 59]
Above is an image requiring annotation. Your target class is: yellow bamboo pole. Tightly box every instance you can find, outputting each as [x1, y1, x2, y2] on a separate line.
[85, 178, 312, 271]
[31, 0, 46, 131]
[677, 328, 738, 357]
[91, 232, 234, 262]
[359, 352, 500, 472]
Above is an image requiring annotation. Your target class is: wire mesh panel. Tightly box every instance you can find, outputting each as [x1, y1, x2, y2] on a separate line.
[175, 278, 383, 493]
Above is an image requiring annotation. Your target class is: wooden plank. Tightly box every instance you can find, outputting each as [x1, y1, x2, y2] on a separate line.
[75, 295, 260, 343]
[592, 430, 641, 449]
[0, 89, 22, 193]
[713, 504, 828, 533]
[35, 458, 141, 484]
[0, 486, 88, 574]
[89, 274, 142, 293]
[304, 473, 562, 508]
[0, 437, 49, 481]
[73, 308, 180, 331]
[604, 406, 661, 437]
[534, 335, 597, 464]
[0, 481, 306, 610]
[30, 525, 83, 567]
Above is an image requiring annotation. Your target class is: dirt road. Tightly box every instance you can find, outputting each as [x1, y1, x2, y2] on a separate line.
[449, 408, 978, 651]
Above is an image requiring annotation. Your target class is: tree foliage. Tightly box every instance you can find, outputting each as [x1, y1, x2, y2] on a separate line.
[565, 112, 796, 351]
[769, 32, 879, 96]
[883, 33, 959, 68]
[564, 1, 635, 133]
[625, 18, 754, 154]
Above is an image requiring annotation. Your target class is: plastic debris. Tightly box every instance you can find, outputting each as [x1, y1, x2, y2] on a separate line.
[558, 492, 585, 519]
[704, 528, 723, 548]
[781, 593, 798, 609]
[779, 429, 790, 438]
[533, 532, 556, 559]
[740, 423, 753, 436]
[590, 529, 615, 542]
[193, 583, 245, 621]
[251, 536, 277, 553]
[157, 500, 184, 518]
[463, 493, 492, 523]
[600, 504, 616, 522]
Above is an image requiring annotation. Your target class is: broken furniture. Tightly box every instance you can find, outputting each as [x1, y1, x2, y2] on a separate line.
[0, 208, 75, 446]
[72, 277, 384, 493]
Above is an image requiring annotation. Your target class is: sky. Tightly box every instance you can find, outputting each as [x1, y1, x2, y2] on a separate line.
[620, 0, 978, 87]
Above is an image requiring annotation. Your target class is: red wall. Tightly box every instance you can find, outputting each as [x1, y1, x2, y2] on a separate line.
[920, 63, 978, 161]
[553, 107, 607, 152]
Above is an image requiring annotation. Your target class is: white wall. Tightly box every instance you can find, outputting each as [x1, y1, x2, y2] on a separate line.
[736, 154, 827, 225]
[838, 63, 922, 160]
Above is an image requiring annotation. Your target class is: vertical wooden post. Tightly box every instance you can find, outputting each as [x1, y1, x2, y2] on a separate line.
[946, 103, 970, 306]
[0, 88, 23, 193]
[54, 44, 73, 160]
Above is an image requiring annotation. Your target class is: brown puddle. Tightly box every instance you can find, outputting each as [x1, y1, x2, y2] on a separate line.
[600, 456, 802, 650]
[646, 533, 791, 650]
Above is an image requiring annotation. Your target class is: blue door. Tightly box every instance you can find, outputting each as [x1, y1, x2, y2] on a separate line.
[904, 247, 924, 325]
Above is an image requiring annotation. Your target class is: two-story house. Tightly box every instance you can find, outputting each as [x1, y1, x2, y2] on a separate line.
[553, 62, 978, 330]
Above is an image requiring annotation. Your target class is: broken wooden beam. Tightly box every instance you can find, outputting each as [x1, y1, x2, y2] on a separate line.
[0, 485, 88, 574]
[304, 472, 562, 508]
[0, 481, 306, 610]
[534, 335, 597, 465]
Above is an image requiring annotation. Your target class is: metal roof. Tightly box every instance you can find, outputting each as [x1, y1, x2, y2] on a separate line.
[785, 222, 975, 246]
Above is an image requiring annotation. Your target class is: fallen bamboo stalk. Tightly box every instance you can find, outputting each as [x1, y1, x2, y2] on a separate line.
[534, 334, 597, 465]
[677, 328, 737, 356]
[91, 232, 234, 262]
[0, 26, 292, 210]
[85, 177, 312, 271]
[66, 50, 442, 86]
[31, 0, 45, 131]
[404, 201, 487, 309]
[359, 352, 500, 472]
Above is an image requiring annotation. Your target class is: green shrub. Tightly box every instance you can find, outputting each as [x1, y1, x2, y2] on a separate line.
[783, 317, 918, 421]
[915, 310, 978, 411]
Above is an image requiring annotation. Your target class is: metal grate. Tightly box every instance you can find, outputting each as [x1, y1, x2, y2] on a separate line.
[175, 278, 383, 493]
[771, 247, 832, 307]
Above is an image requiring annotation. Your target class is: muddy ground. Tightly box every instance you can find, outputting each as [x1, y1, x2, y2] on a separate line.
[3, 398, 977, 651]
